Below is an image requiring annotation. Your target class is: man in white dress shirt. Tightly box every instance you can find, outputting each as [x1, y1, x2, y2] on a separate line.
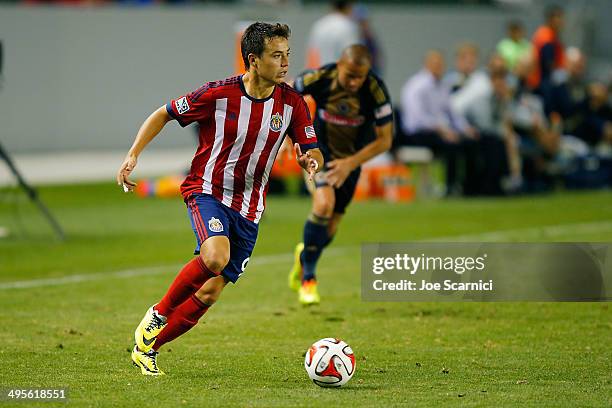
[399, 50, 478, 195]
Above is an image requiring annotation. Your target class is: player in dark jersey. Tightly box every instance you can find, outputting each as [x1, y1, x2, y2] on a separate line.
[288, 45, 393, 305]
[117, 22, 323, 375]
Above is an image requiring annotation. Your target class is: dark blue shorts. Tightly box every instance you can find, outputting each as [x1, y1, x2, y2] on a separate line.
[186, 194, 259, 284]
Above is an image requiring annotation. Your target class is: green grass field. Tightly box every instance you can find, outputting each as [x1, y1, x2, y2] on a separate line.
[0, 183, 610, 407]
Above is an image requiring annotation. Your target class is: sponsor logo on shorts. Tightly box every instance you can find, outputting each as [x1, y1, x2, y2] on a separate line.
[270, 113, 283, 132]
[208, 217, 224, 233]
[176, 96, 190, 114]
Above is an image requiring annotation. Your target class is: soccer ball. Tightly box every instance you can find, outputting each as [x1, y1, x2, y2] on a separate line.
[304, 338, 356, 387]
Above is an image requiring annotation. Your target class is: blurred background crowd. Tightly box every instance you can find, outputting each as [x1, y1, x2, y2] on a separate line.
[395, 4, 612, 196]
[0, 0, 610, 199]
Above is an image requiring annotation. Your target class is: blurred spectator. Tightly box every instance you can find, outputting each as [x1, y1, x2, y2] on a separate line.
[353, 4, 384, 76]
[446, 42, 491, 118]
[464, 63, 523, 194]
[511, 53, 562, 190]
[574, 82, 612, 150]
[550, 47, 587, 129]
[513, 54, 561, 155]
[488, 53, 508, 78]
[551, 47, 612, 150]
[528, 5, 566, 107]
[399, 50, 478, 195]
[306, 0, 362, 68]
[496, 20, 532, 70]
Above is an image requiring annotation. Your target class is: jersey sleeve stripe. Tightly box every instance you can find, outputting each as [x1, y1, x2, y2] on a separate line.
[375, 114, 393, 127]
[299, 142, 319, 152]
[166, 102, 188, 127]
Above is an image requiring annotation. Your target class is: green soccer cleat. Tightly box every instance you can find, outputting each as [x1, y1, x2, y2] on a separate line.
[134, 305, 167, 353]
[288, 242, 304, 291]
[131, 345, 165, 376]
[299, 279, 320, 305]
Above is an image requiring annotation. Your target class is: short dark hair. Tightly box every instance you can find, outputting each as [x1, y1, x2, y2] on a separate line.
[332, 1, 353, 11]
[545, 4, 563, 21]
[507, 20, 524, 32]
[241, 22, 291, 70]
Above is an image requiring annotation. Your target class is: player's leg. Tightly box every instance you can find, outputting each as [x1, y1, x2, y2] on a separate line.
[302, 185, 335, 282]
[295, 212, 344, 307]
[152, 237, 230, 351]
[299, 168, 360, 304]
[327, 212, 344, 243]
[133, 195, 229, 355]
[152, 206, 257, 352]
[294, 185, 334, 305]
[289, 182, 335, 291]
[133, 275, 228, 376]
[152, 270, 228, 351]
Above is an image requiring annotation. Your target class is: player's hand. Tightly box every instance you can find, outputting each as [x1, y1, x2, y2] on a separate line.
[116, 154, 138, 193]
[439, 127, 459, 144]
[294, 143, 319, 181]
[464, 126, 480, 140]
[326, 157, 355, 188]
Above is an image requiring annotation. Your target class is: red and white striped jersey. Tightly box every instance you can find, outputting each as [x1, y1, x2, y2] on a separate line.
[166, 75, 318, 224]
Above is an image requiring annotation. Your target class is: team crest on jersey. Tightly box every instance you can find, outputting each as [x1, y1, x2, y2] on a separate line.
[269, 113, 283, 132]
[176, 97, 190, 114]
[208, 217, 224, 233]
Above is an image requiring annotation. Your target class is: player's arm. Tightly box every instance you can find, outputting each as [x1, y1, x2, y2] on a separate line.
[116, 106, 172, 192]
[327, 76, 394, 188]
[326, 122, 393, 188]
[288, 90, 324, 180]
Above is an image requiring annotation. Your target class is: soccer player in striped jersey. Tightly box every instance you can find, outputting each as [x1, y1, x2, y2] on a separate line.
[288, 45, 393, 305]
[117, 22, 323, 376]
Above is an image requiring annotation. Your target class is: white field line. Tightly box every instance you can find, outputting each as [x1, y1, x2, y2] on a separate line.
[0, 249, 346, 290]
[427, 220, 612, 242]
[1, 221, 610, 291]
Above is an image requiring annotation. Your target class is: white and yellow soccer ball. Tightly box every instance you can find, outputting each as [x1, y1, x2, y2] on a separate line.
[304, 338, 356, 387]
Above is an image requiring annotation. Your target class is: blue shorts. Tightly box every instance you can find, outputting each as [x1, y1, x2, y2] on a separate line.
[186, 194, 259, 284]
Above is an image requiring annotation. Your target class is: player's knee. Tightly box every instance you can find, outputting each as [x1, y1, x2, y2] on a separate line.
[195, 283, 224, 305]
[197, 290, 220, 305]
[200, 249, 230, 273]
[313, 201, 334, 218]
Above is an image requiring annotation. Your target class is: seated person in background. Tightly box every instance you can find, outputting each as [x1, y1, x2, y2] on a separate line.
[577, 82, 612, 152]
[496, 20, 532, 70]
[445, 42, 491, 118]
[464, 63, 523, 194]
[549, 47, 587, 121]
[513, 53, 562, 156]
[552, 48, 612, 151]
[400, 50, 478, 196]
[511, 53, 563, 190]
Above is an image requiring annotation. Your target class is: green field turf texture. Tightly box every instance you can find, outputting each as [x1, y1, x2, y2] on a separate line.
[0, 184, 610, 407]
